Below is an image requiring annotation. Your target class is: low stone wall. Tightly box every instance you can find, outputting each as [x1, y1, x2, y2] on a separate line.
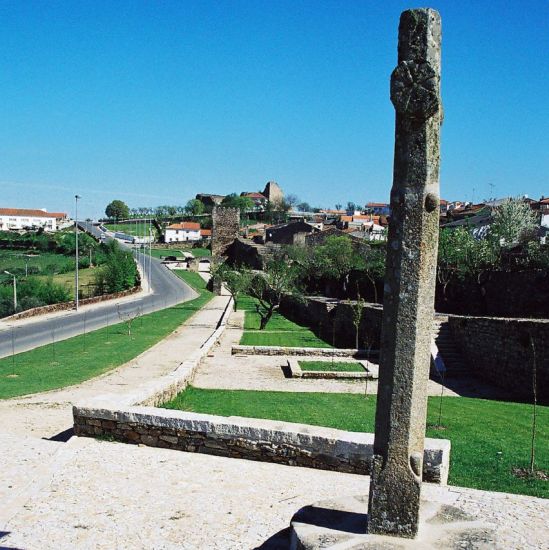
[3, 285, 141, 322]
[73, 407, 450, 485]
[288, 359, 378, 380]
[232, 345, 377, 359]
[449, 314, 549, 403]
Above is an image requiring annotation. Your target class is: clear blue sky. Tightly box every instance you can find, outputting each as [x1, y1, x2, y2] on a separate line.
[1, 1, 547, 219]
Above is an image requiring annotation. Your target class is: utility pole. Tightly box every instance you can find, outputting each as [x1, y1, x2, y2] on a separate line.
[74, 195, 82, 310]
[148, 218, 152, 293]
[4, 271, 17, 312]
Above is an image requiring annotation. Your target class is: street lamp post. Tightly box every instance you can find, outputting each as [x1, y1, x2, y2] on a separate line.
[4, 271, 17, 312]
[75, 195, 82, 310]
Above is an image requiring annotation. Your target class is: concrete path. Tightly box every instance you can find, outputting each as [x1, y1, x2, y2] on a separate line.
[0, 294, 230, 439]
[1, 433, 547, 549]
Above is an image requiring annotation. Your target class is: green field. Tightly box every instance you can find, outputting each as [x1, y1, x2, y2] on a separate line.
[0, 249, 74, 277]
[239, 295, 331, 348]
[150, 247, 211, 259]
[105, 223, 151, 237]
[299, 361, 365, 373]
[43, 267, 97, 299]
[0, 270, 212, 399]
[163, 387, 549, 499]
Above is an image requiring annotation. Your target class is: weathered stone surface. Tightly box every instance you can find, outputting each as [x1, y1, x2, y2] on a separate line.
[290, 495, 495, 549]
[368, 8, 443, 538]
[212, 207, 240, 257]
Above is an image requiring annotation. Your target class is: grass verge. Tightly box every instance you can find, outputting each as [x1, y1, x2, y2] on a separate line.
[162, 387, 549, 499]
[299, 361, 365, 373]
[0, 270, 212, 399]
[238, 295, 331, 348]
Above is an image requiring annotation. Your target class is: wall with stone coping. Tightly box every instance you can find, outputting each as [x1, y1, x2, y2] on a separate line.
[73, 407, 449, 485]
[3, 285, 141, 321]
[449, 314, 549, 403]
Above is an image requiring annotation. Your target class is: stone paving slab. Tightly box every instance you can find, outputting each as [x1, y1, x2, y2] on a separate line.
[1, 434, 547, 550]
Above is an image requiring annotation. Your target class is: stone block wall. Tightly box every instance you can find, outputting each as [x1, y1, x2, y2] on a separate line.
[279, 295, 383, 350]
[449, 315, 549, 403]
[212, 207, 240, 257]
[73, 408, 449, 484]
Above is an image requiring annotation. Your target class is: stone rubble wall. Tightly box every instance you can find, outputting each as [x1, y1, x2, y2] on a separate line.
[449, 315, 549, 403]
[3, 285, 141, 322]
[279, 295, 384, 350]
[73, 407, 449, 485]
[212, 207, 240, 257]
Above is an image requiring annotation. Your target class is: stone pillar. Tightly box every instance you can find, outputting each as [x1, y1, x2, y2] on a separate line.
[368, 8, 442, 538]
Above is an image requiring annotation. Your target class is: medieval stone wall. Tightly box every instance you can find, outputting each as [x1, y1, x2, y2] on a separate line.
[211, 207, 240, 257]
[449, 315, 549, 403]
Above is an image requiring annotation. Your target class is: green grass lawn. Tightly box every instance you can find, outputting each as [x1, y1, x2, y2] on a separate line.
[0, 270, 212, 399]
[150, 248, 185, 259]
[238, 295, 331, 348]
[0, 249, 74, 276]
[150, 247, 211, 259]
[163, 387, 549, 499]
[299, 361, 365, 373]
[105, 223, 148, 236]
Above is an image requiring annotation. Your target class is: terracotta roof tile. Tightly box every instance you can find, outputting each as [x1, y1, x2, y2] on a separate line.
[0, 208, 59, 218]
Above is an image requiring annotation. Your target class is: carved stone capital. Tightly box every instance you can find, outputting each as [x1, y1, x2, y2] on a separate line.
[390, 60, 440, 120]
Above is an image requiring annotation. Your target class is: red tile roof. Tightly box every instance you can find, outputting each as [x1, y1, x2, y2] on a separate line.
[200, 229, 212, 236]
[166, 222, 200, 230]
[0, 208, 59, 218]
[365, 202, 389, 208]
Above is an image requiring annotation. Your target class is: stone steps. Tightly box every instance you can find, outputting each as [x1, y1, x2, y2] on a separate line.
[432, 318, 469, 377]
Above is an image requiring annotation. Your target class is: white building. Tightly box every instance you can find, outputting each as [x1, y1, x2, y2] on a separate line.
[165, 222, 201, 243]
[0, 208, 67, 231]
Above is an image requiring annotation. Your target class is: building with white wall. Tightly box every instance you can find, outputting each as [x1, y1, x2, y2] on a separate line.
[165, 222, 201, 243]
[0, 208, 66, 231]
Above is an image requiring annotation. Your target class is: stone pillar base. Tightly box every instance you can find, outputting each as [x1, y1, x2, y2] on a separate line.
[290, 494, 495, 549]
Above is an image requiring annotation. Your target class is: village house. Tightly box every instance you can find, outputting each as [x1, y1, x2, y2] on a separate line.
[0, 208, 67, 231]
[240, 192, 267, 211]
[365, 202, 391, 216]
[265, 220, 320, 245]
[165, 222, 201, 243]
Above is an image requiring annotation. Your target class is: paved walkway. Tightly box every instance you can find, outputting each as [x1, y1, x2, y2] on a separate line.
[1, 433, 547, 549]
[0, 294, 230, 439]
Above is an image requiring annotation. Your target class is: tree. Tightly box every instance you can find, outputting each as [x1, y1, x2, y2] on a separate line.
[349, 291, 365, 349]
[222, 193, 254, 213]
[346, 201, 358, 213]
[105, 200, 129, 221]
[489, 197, 537, 248]
[335, 203, 342, 211]
[214, 263, 251, 311]
[247, 258, 301, 330]
[297, 202, 311, 212]
[185, 199, 205, 216]
[285, 194, 299, 209]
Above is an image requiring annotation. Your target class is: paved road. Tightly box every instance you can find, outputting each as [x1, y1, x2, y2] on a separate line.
[0, 226, 197, 359]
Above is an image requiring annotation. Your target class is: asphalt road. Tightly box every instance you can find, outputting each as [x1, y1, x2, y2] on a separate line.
[0, 226, 197, 359]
